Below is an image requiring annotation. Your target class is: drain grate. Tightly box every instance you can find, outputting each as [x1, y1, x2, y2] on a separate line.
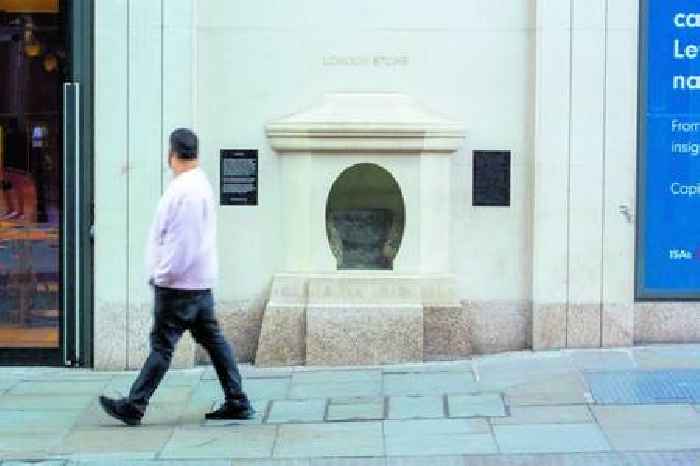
[586, 370, 700, 404]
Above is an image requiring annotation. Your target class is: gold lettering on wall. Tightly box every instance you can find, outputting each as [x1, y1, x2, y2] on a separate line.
[323, 55, 409, 67]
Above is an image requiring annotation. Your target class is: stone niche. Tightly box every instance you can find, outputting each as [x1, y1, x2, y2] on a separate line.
[256, 93, 470, 366]
[326, 163, 405, 270]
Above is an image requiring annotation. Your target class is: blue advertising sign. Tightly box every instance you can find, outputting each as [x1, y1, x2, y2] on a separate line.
[639, 1, 700, 298]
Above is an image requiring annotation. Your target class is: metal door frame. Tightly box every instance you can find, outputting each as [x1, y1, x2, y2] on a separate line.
[63, 0, 94, 367]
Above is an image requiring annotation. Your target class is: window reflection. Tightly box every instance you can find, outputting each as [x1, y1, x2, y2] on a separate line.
[0, 6, 64, 349]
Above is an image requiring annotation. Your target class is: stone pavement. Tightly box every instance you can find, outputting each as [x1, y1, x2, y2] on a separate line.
[4, 346, 700, 465]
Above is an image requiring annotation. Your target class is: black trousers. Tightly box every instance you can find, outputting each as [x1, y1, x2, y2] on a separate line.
[127, 286, 245, 412]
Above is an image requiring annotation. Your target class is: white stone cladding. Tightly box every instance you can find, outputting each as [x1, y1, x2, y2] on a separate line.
[93, 0, 687, 369]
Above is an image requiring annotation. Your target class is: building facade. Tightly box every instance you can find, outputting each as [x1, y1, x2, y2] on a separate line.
[1, 0, 697, 369]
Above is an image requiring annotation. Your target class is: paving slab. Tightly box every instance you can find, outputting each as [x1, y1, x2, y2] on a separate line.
[191, 378, 289, 403]
[0, 394, 95, 411]
[603, 427, 700, 451]
[160, 425, 277, 459]
[295, 365, 387, 372]
[388, 395, 444, 420]
[274, 422, 384, 458]
[447, 393, 506, 418]
[230, 460, 311, 466]
[177, 398, 219, 428]
[75, 401, 186, 430]
[239, 364, 295, 379]
[201, 366, 218, 380]
[158, 369, 205, 386]
[0, 409, 83, 434]
[382, 361, 473, 374]
[289, 380, 382, 399]
[12, 357, 700, 463]
[493, 424, 610, 454]
[383, 419, 496, 456]
[326, 397, 385, 421]
[289, 371, 382, 399]
[99, 378, 133, 394]
[64, 461, 231, 466]
[474, 352, 576, 391]
[188, 380, 224, 402]
[50, 428, 172, 459]
[107, 370, 203, 392]
[267, 399, 327, 423]
[245, 377, 292, 400]
[504, 373, 590, 406]
[38, 372, 116, 380]
[203, 406, 267, 427]
[385, 456, 466, 466]
[387, 452, 700, 466]
[0, 367, 81, 378]
[8, 381, 108, 396]
[0, 434, 66, 460]
[291, 370, 381, 384]
[50, 453, 158, 462]
[3, 461, 67, 466]
[100, 385, 194, 404]
[383, 373, 476, 396]
[592, 404, 700, 428]
[54, 452, 700, 466]
[633, 347, 700, 370]
[566, 350, 637, 372]
[148, 387, 193, 404]
[309, 458, 385, 466]
[491, 405, 593, 425]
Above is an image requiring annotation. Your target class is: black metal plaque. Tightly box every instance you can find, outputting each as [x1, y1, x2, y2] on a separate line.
[472, 150, 510, 206]
[220, 149, 258, 206]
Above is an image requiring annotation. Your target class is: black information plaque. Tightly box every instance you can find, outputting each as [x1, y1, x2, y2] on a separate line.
[472, 150, 510, 207]
[220, 149, 258, 206]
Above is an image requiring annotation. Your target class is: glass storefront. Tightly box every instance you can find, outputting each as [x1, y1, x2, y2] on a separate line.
[0, 0, 66, 361]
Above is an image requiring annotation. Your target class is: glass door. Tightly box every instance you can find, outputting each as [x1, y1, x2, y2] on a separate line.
[0, 0, 67, 365]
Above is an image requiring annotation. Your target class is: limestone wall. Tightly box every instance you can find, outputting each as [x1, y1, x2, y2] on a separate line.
[93, 0, 698, 369]
[94, 0, 196, 369]
[193, 0, 534, 361]
[531, 0, 638, 349]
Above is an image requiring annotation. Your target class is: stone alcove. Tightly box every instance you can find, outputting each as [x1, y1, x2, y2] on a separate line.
[256, 93, 471, 366]
[326, 163, 405, 270]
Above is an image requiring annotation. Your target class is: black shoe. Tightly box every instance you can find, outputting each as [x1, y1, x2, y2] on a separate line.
[205, 398, 255, 420]
[98, 395, 142, 426]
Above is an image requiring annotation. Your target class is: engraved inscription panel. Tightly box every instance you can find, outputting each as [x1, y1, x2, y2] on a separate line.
[220, 149, 258, 206]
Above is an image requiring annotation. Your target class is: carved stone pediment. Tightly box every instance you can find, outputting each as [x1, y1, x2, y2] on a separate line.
[266, 93, 465, 153]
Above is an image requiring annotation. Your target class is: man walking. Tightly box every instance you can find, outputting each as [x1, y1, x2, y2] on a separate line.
[99, 128, 254, 426]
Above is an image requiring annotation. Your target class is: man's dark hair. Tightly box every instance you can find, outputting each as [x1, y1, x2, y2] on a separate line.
[169, 128, 198, 159]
